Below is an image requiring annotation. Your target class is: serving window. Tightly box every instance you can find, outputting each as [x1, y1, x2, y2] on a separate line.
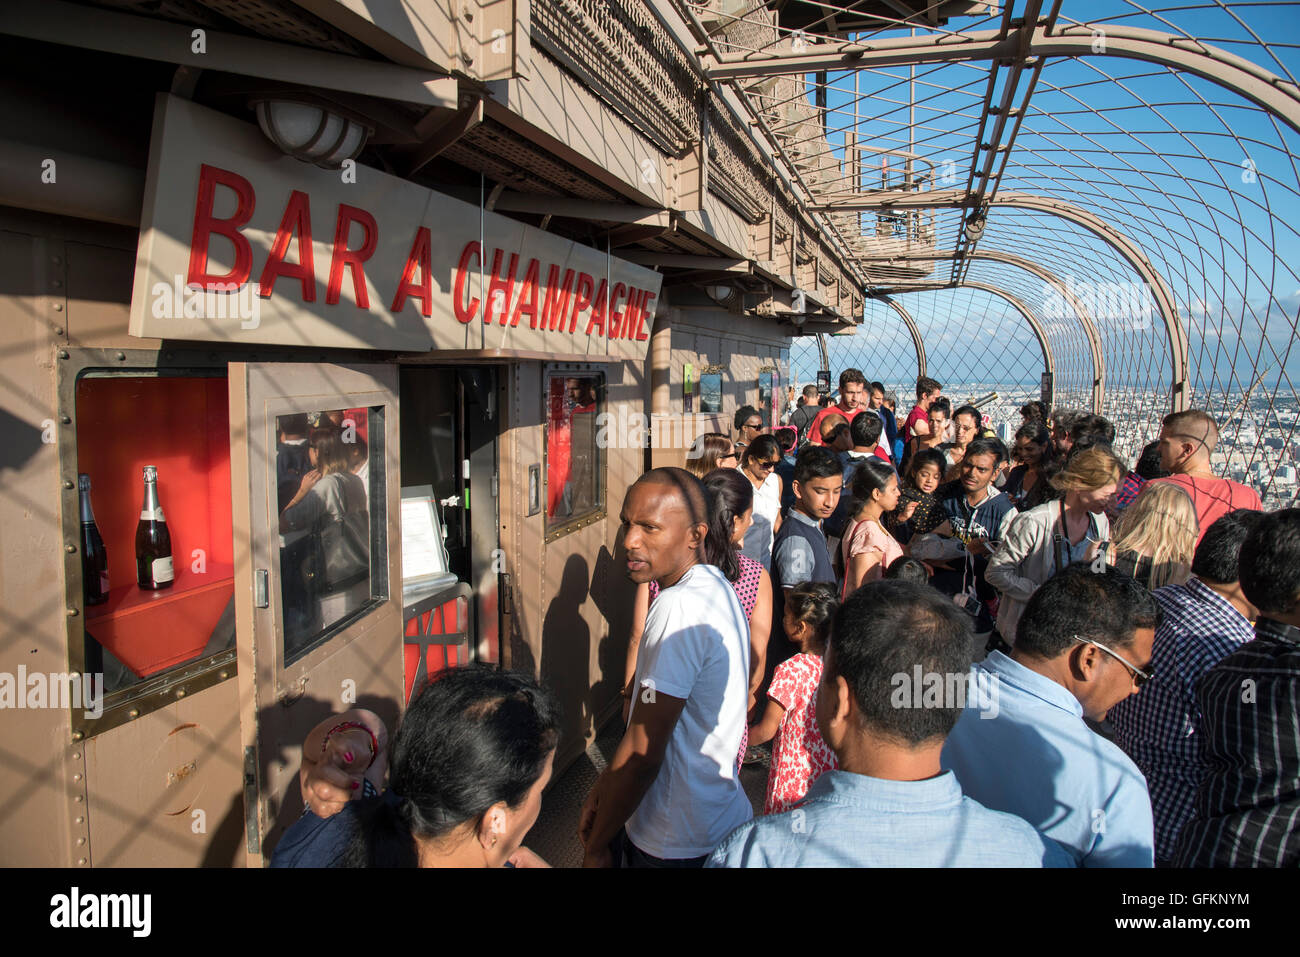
[276, 406, 387, 665]
[544, 368, 605, 541]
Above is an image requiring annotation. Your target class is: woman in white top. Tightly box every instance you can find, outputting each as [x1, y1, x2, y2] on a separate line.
[985, 445, 1123, 645]
[738, 435, 784, 570]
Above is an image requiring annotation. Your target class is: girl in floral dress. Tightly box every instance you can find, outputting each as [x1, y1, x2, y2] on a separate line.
[747, 582, 839, 814]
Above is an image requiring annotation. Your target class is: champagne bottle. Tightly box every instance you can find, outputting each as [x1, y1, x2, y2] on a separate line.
[135, 465, 174, 589]
[78, 473, 109, 605]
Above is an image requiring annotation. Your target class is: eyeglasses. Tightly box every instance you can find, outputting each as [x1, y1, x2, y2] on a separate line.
[744, 421, 763, 431]
[720, 450, 739, 462]
[753, 459, 780, 472]
[1071, 635, 1153, 687]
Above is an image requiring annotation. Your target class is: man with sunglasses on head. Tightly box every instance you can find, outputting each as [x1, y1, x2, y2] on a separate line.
[1150, 409, 1260, 546]
[941, 565, 1161, 867]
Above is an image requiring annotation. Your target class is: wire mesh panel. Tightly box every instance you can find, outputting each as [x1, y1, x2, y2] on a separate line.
[701, 0, 1300, 506]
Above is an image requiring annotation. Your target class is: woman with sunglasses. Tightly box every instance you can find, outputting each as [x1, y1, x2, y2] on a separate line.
[685, 432, 737, 478]
[738, 434, 784, 570]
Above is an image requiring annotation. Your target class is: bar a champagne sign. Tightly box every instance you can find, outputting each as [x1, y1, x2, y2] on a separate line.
[130, 95, 662, 359]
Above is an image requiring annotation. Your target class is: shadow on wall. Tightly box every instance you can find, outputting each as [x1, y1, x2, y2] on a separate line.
[539, 553, 593, 765]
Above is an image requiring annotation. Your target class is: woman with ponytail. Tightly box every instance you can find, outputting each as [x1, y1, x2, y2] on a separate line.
[273, 664, 559, 867]
[841, 458, 911, 597]
[623, 469, 773, 730]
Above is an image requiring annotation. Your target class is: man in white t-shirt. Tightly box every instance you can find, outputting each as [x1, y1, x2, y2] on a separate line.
[579, 468, 752, 867]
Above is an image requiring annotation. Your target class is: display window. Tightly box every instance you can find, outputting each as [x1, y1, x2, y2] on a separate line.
[544, 368, 604, 540]
[67, 366, 236, 737]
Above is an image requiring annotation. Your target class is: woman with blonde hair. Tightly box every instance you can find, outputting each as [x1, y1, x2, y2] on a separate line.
[685, 432, 737, 478]
[1109, 482, 1198, 590]
[986, 445, 1124, 646]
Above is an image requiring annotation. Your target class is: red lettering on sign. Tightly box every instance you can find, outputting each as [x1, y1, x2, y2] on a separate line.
[624, 289, 645, 340]
[542, 266, 575, 332]
[390, 227, 433, 317]
[187, 164, 255, 289]
[635, 292, 655, 341]
[585, 279, 609, 336]
[325, 204, 378, 308]
[485, 249, 519, 325]
[453, 241, 481, 324]
[568, 272, 595, 333]
[607, 282, 627, 337]
[258, 189, 316, 301]
[511, 258, 540, 328]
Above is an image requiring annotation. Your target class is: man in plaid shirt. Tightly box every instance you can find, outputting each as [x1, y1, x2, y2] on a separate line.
[1109, 510, 1261, 865]
[1174, 508, 1300, 867]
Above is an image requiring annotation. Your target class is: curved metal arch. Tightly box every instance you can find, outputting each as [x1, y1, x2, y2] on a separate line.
[887, 281, 1056, 389]
[990, 193, 1188, 410]
[869, 249, 1104, 412]
[852, 193, 1188, 410]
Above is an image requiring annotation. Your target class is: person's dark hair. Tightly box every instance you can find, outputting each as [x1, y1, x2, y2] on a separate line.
[850, 457, 896, 504]
[280, 413, 310, 437]
[823, 422, 851, 447]
[801, 384, 819, 399]
[839, 368, 866, 391]
[884, 556, 929, 584]
[793, 444, 842, 485]
[734, 405, 762, 432]
[963, 436, 1006, 466]
[1191, 510, 1264, 585]
[1134, 441, 1168, 481]
[830, 580, 972, 746]
[344, 665, 560, 867]
[741, 433, 781, 466]
[1016, 564, 1162, 656]
[905, 448, 948, 486]
[786, 582, 838, 650]
[1069, 413, 1116, 448]
[1053, 409, 1082, 435]
[1014, 421, 1054, 466]
[1238, 508, 1300, 616]
[916, 376, 942, 400]
[953, 404, 982, 429]
[870, 380, 885, 394]
[771, 426, 798, 454]
[850, 411, 883, 448]
[701, 468, 753, 582]
[1019, 400, 1047, 422]
[928, 397, 952, 420]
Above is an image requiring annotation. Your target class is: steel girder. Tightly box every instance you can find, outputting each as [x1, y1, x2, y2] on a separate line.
[703, 24, 1300, 140]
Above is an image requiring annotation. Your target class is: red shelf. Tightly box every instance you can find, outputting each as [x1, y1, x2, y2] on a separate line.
[86, 563, 235, 623]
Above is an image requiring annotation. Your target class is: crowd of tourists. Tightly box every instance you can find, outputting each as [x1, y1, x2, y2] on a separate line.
[271, 370, 1298, 868]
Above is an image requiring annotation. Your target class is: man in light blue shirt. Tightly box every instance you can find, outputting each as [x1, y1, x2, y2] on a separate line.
[708, 580, 1068, 868]
[942, 565, 1160, 867]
